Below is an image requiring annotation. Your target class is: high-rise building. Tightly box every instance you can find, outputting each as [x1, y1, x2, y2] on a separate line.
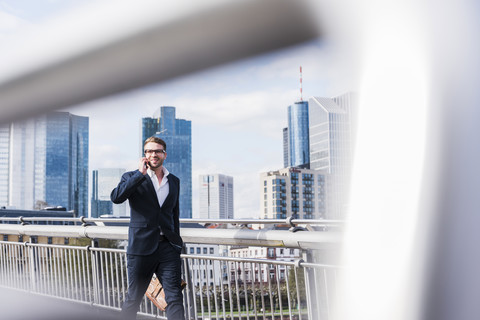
[309, 92, 357, 219]
[141, 106, 192, 218]
[0, 124, 10, 207]
[285, 101, 310, 168]
[4, 112, 89, 216]
[260, 167, 327, 220]
[199, 174, 234, 219]
[282, 127, 289, 168]
[91, 168, 128, 218]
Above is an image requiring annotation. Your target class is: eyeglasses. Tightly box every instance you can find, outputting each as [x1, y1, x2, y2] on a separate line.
[144, 149, 166, 155]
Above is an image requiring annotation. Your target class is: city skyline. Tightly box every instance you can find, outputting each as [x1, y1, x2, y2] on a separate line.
[0, 1, 356, 219]
[68, 48, 353, 219]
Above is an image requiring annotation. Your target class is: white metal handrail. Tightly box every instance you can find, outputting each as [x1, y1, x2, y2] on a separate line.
[0, 216, 345, 226]
[0, 223, 341, 250]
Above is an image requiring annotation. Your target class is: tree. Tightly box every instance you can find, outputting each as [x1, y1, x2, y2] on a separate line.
[35, 200, 49, 210]
[288, 267, 306, 309]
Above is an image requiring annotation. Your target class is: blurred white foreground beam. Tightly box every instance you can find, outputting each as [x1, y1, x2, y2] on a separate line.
[0, 0, 320, 123]
[334, 1, 480, 320]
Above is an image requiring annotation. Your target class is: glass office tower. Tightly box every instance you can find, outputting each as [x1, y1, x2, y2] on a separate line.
[309, 92, 357, 219]
[7, 112, 89, 216]
[287, 101, 310, 168]
[141, 106, 192, 218]
[91, 168, 128, 218]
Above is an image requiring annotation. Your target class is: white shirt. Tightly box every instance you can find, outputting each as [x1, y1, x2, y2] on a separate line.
[147, 166, 170, 208]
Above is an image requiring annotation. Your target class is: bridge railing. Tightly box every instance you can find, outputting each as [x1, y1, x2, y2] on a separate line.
[0, 219, 343, 320]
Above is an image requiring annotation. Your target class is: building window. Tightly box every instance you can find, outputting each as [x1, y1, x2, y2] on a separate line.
[197, 247, 201, 254]
[203, 247, 207, 254]
[190, 247, 194, 254]
[268, 248, 275, 257]
[3, 235, 8, 241]
[64, 238, 69, 245]
[48, 237, 53, 244]
[209, 247, 214, 254]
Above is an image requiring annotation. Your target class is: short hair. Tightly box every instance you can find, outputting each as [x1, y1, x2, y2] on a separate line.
[143, 136, 167, 151]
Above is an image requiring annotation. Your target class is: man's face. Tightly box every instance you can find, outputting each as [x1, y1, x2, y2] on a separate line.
[144, 142, 166, 169]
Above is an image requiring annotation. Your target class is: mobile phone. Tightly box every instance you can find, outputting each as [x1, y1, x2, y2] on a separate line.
[144, 161, 148, 169]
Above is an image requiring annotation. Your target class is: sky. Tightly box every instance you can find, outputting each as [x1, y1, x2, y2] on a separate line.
[0, 0, 355, 218]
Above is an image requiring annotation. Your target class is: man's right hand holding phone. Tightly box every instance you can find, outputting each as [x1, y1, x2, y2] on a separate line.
[139, 157, 149, 175]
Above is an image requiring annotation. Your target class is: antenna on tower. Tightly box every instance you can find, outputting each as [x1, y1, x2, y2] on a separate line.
[299, 66, 303, 102]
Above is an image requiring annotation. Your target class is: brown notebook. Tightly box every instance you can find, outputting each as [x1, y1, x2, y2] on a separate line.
[145, 275, 187, 311]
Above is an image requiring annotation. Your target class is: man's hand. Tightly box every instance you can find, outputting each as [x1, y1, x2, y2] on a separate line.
[139, 157, 149, 175]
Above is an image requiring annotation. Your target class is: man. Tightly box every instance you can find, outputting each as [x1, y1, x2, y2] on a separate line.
[111, 136, 185, 320]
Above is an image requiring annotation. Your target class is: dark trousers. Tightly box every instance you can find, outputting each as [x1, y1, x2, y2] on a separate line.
[121, 240, 185, 320]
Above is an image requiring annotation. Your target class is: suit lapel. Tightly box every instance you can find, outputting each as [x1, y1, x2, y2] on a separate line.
[162, 175, 176, 208]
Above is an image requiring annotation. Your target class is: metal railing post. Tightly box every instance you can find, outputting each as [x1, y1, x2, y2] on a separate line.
[90, 239, 100, 306]
[27, 241, 36, 293]
[303, 249, 317, 320]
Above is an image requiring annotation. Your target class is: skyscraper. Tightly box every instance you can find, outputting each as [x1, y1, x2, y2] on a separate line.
[285, 101, 310, 168]
[5, 112, 89, 216]
[0, 124, 10, 207]
[91, 168, 129, 218]
[309, 92, 357, 219]
[199, 174, 234, 219]
[282, 127, 289, 168]
[141, 106, 192, 218]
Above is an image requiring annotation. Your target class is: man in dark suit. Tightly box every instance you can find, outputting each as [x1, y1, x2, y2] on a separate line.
[111, 136, 185, 320]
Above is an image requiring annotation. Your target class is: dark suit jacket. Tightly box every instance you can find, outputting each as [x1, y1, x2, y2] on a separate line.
[111, 170, 183, 255]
